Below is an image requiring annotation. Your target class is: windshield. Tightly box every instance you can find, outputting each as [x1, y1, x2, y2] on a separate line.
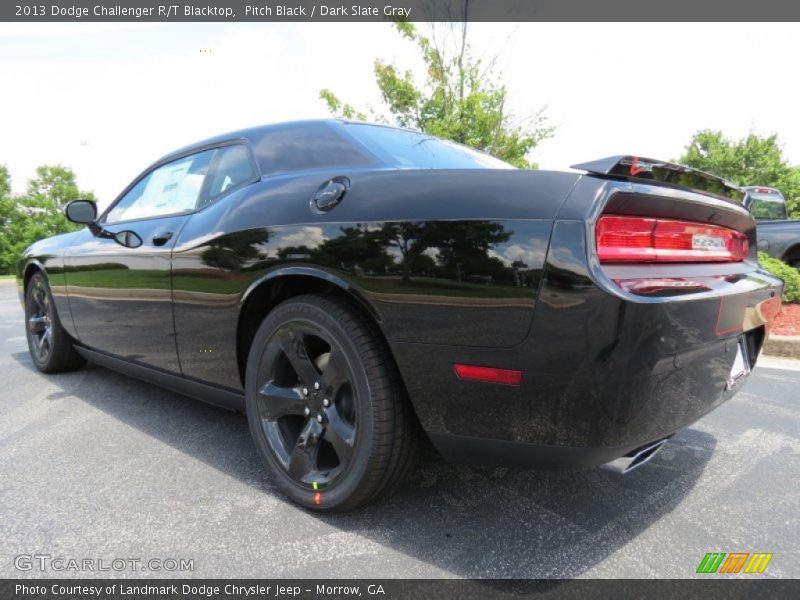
[343, 123, 515, 170]
[748, 193, 787, 220]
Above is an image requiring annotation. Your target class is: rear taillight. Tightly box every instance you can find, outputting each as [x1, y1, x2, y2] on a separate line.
[596, 216, 749, 263]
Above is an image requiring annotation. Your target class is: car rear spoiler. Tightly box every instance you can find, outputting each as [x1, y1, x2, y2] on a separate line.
[572, 156, 744, 204]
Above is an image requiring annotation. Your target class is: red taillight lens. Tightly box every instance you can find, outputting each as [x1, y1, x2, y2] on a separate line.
[596, 216, 749, 263]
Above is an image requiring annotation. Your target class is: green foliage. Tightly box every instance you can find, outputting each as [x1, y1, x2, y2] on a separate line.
[758, 251, 800, 303]
[0, 165, 10, 198]
[0, 164, 95, 274]
[320, 21, 553, 168]
[273, 220, 514, 286]
[318, 90, 367, 121]
[679, 130, 800, 218]
[0, 165, 18, 273]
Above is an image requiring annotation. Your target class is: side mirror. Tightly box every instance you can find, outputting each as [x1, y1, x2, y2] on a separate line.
[114, 230, 143, 249]
[66, 199, 141, 249]
[64, 199, 98, 224]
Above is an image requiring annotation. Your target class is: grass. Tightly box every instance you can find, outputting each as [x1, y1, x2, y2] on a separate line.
[0, 274, 16, 281]
[67, 269, 171, 290]
[67, 269, 244, 294]
[353, 275, 534, 299]
[10, 268, 534, 299]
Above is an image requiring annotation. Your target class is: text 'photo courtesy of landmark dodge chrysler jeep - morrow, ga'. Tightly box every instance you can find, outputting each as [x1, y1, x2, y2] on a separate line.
[17, 121, 784, 511]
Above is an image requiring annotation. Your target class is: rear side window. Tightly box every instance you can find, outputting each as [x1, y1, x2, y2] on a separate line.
[253, 122, 373, 176]
[201, 144, 257, 208]
[748, 193, 787, 220]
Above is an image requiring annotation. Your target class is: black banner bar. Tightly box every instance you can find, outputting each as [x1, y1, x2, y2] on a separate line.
[3, 579, 800, 600]
[3, 0, 800, 22]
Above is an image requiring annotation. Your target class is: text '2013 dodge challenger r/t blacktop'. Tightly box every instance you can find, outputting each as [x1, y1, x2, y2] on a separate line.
[17, 120, 784, 510]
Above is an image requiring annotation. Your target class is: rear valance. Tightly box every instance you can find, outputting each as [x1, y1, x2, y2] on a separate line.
[572, 156, 744, 204]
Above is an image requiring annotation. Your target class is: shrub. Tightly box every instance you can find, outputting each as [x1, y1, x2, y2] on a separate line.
[758, 251, 800, 303]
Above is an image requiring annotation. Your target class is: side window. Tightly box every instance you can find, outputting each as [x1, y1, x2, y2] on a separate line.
[105, 150, 215, 224]
[200, 144, 257, 208]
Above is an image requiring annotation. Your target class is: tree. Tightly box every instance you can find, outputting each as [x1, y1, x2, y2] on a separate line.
[0, 165, 10, 199]
[424, 220, 511, 281]
[0, 166, 16, 272]
[320, 19, 553, 168]
[376, 222, 430, 282]
[201, 230, 268, 272]
[374, 220, 512, 283]
[314, 225, 394, 274]
[0, 165, 94, 274]
[678, 130, 800, 218]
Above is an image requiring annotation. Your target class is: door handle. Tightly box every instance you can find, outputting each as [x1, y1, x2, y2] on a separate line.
[152, 231, 174, 246]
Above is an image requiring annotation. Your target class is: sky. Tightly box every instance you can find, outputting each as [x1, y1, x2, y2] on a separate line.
[1, 22, 799, 208]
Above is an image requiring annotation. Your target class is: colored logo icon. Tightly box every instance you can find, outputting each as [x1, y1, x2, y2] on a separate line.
[696, 552, 773, 574]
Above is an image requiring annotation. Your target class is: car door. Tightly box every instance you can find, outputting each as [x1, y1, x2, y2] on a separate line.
[65, 149, 216, 372]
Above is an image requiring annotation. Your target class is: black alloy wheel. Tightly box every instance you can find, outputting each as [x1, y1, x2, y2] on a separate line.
[27, 278, 54, 364]
[24, 272, 86, 373]
[257, 320, 357, 488]
[245, 294, 417, 511]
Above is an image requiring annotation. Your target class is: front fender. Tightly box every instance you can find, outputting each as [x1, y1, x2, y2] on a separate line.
[15, 231, 82, 338]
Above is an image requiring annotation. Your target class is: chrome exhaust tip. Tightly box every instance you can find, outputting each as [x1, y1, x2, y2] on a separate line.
[601, 437, 670, 475]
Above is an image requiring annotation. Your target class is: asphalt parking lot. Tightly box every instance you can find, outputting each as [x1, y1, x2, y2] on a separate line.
[1, 280, 798, 579]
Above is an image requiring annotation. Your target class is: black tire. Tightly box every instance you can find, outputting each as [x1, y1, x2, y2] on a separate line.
[784, 247, 800, 269]
[24, 272, 86, 373]
[245, 294, 417, 511]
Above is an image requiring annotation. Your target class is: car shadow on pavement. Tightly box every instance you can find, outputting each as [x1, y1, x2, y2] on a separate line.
[12, 353, 717, 578]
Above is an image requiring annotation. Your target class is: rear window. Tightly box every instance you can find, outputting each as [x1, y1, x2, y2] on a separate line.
[343, 123, 514, 170]
[748, 192, 787, 220]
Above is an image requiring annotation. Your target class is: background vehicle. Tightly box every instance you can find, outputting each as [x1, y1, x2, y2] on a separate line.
[16, 122, 783, 510]
[743, 186, 800, 267]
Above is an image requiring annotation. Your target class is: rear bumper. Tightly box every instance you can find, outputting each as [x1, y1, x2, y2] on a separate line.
[427, 433, 671, 470]
[391, 222, 783, 469]
[400, 329, 764, 470]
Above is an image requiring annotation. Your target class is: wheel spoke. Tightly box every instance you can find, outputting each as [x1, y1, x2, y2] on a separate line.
[323, 407, 355, 463]
[257, 381, 307, 420]
[28, 316, 47, 333]
[34, 286, 47, 312]
[288, 445, 315, 480]
[276, 327, 320, 387]
[288, 419, 321, 480]
[320, 348, 349, 396]
[37, 328, 52, 358]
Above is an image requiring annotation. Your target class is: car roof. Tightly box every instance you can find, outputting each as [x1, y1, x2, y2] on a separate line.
[154, 119, 421, 166]
[154, 119, 340, 163]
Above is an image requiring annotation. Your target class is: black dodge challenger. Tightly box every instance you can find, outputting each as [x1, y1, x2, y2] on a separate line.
[17, 120, 783, 510]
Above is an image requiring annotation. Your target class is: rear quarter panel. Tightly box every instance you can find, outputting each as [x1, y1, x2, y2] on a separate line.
[421, 177, 783, 456]
[170, 168, 580, 390]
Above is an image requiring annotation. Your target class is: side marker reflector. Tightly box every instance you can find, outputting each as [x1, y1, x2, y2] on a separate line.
[314, 492, 321, 505]
[454, 364, 522, 386]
